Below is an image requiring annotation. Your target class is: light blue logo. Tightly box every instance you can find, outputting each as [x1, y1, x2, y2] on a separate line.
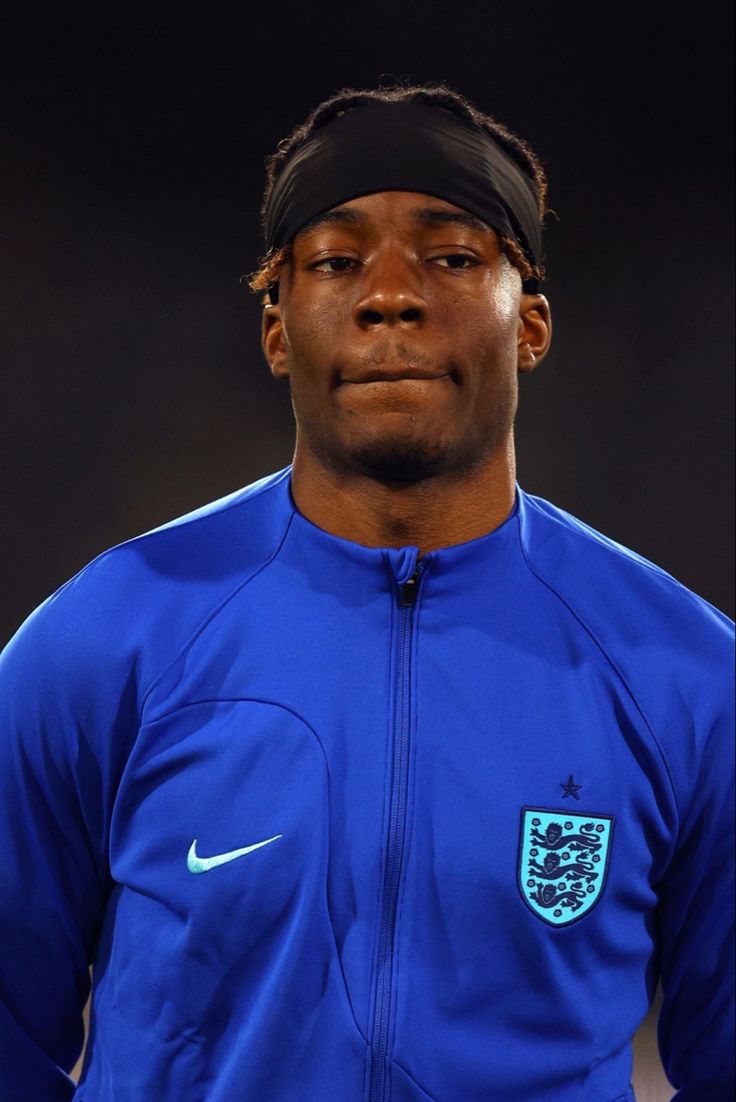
[518, 808, 614, 927]
[187, 835, 282, 874]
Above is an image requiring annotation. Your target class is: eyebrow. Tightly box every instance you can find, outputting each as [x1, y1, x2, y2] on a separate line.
[297, 205, 493, 238]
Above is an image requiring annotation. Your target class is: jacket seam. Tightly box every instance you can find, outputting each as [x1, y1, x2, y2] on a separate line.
[138, 507, 296, 723]
[138, 695, 327, 753]
[390, 1056, 441, 1101]
[515, 504, 682, 830]
[44, 468, 292, 612]
[522, 493, 729, 622]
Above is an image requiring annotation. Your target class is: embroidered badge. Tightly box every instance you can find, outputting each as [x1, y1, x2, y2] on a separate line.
[518, 808, 614, 927]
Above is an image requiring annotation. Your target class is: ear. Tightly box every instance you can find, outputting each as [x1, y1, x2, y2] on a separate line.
[516, 294, 552, 374]
[261, 303, 290, 380]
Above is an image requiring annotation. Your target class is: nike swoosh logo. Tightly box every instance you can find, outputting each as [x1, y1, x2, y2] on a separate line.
[187, 834, 283, 874]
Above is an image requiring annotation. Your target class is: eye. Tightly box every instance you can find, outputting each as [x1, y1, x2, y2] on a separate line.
[432, 253, 479, 270]
[309, 256, 359, 273]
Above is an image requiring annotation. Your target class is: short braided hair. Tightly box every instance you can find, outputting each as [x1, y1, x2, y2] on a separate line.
[246, 81, 547, 299]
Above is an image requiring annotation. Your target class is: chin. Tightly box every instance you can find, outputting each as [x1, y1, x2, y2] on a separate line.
[305, 420, 503, 486]
[347, 435, 464, 485]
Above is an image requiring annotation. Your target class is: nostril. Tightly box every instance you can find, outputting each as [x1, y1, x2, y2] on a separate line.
[358, 306, 424, 326]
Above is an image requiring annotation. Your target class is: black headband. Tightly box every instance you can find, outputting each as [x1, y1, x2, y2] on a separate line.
[263, 101, 543, 299]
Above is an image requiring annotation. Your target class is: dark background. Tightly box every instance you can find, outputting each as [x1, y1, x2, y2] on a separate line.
[1, 2, 733, 647]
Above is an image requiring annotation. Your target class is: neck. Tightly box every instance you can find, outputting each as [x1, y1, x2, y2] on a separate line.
[289, 435, 517, 556]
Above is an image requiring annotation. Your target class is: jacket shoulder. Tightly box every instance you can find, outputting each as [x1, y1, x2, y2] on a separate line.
[518, 490, 734, 813]
[519, 490, 733, 647]
[1, 467, 294, 713]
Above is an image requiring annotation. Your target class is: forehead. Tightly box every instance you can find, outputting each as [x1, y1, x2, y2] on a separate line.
[294, 191, 495, 242]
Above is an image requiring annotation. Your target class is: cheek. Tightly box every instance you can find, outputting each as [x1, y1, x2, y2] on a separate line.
[446, 265, 520, 362]
[484, 260, 521, 330]
[282, 303, 339, 368]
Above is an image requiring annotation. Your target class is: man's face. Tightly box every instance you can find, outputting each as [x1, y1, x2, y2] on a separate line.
[262, 190, 550, 484]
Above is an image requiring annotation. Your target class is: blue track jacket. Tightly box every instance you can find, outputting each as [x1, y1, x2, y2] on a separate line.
[1, 467, 733, 1101]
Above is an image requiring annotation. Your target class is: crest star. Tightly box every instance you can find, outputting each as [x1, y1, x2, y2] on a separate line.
[560, 774, 582, 799]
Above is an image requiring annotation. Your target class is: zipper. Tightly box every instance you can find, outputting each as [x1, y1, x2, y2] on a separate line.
[368, 559, 424, 1102]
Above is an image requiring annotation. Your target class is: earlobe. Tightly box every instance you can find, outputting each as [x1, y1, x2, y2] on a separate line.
[517, 294, 552, 373]
[517, 342, 537, 373]
[261, 304, 290, 380]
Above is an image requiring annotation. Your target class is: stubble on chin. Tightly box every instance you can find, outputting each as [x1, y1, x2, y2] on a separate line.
[308, 419, 503, 486]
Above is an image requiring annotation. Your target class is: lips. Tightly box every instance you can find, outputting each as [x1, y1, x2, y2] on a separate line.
[342, 368, 451, 384]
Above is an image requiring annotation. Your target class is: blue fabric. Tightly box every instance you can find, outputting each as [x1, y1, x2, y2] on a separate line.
[0, 466, 733, 1101]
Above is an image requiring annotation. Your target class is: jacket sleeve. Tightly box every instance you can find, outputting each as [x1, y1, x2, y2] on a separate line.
[656, 645, 735, 1101]
[0, 573, 140, 1100]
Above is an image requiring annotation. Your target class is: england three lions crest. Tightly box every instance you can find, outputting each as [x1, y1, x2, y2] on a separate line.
[518, 808, 614, 927]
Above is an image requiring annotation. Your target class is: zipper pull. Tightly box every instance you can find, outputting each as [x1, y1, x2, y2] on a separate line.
[399, 565, 422, 608]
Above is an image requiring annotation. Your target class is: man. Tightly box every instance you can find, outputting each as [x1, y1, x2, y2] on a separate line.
[0, 83, 733, 1102]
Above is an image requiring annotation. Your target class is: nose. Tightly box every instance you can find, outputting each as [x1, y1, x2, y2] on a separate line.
[352, 249, 427, 329]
